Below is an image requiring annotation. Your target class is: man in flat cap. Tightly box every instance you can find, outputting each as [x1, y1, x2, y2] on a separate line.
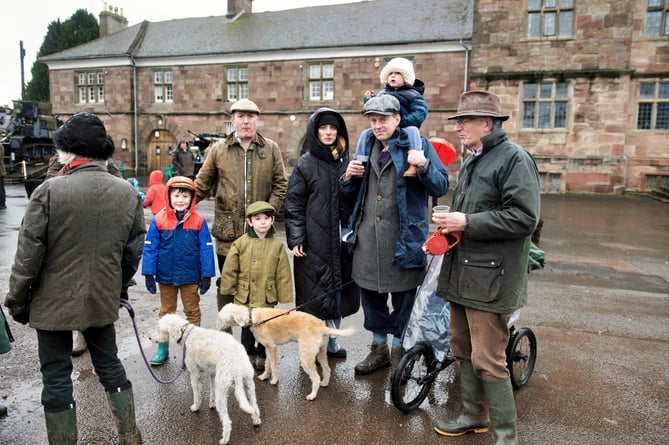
[431, 91, 541, 444]
[194, 99, 288, 314]
[5, 112, 145, 444]
[342, 94, 449, 375]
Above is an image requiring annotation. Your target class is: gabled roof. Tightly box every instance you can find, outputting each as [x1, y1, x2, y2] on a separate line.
[41, 0, 472, 62]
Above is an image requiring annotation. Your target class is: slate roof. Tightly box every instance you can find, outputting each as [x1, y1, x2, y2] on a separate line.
[41, 0, 472, 62]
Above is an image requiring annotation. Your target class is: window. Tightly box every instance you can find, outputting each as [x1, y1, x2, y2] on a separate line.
[637, 81, 669, 130]
[309, 62, 334, 101]
[647, 0, 669, 35]
[154, 70, 173, 103]
[76, 70, 104, 104]
[527, 0, 574, 38]
[522, 81, 569, 129]
[227, 66, 249, 101]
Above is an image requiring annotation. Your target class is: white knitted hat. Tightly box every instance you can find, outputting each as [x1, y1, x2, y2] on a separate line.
[379, 57, 416, 86]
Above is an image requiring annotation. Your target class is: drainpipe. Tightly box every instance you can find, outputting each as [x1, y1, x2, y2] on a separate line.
[458, 39, 471, 93]
[458, 39, 471, 165]
[130, 54, 138, 177]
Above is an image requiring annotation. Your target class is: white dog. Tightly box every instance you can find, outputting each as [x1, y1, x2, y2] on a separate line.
[149, 313, 261, 445]
[216, 303, 355, 400]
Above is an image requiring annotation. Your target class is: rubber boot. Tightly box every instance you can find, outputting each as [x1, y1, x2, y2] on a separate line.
[71, 331, 87, 357]
[435, 361, 490, 436]
[106, 383, 142, 445]
[45, 404, 77, 445]
[484, 377, 518, 445]
[150, 342, 168, 366]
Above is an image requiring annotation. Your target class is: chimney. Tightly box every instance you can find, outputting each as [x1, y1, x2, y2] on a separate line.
[99, 3, 129, 37]
[227, 0, 253, 18]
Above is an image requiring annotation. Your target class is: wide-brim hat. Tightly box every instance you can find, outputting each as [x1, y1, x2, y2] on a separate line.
[448, 90, 509, 121]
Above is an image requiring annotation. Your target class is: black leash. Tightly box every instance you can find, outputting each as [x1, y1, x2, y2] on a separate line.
[251, 279, 357, 327]
[120, 299, 192, 385]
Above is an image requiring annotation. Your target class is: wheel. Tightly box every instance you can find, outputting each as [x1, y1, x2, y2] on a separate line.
[390, 342, 436, 413]
[506, 327, 537, 388]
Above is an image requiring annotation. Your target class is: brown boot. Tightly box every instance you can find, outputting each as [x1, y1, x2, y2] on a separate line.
[354, 343, 390, 375]
[403, 165, 418, 177]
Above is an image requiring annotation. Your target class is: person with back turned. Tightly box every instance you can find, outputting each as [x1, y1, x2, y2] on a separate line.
[5, 112, 145, 444]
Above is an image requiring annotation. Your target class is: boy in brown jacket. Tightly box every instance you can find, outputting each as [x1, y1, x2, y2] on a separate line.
[219, 201, 293, 370]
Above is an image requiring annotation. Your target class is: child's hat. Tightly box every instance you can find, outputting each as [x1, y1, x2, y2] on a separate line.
[380, 57, 416, 86]
[246, 201, 275, 217]
[166, 175, 196, 191]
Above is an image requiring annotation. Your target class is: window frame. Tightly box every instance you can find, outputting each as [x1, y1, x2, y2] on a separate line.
[226, 66, 249, 101]
[646, 0, 669, 36]
[636, 80, 669, 130]
[527, 0, 574, 38]
[153, 69, 173, 103]
[521, 80, 570, 130]
[76, 70, 105, 104]
[308, 62, 335, 101]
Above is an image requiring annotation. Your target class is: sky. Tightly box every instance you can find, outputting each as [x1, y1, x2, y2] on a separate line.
[0, 0, 360, 107]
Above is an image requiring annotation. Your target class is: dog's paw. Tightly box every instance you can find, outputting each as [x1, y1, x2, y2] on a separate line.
[306, 393, 317, 401]
[269, 378, 279, 386]
[257, 374, 269, 382]
[190, 404, 200, 412]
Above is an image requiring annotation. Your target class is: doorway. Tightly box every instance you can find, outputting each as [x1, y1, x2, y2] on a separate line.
[146, 129, 176, 173]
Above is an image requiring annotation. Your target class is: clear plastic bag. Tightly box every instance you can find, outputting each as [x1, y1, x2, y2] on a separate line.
[401, 255, 453, 362]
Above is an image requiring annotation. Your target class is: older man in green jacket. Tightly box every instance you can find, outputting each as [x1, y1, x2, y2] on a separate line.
[431, 91, 541, 445]
[5, 112, 145, 444]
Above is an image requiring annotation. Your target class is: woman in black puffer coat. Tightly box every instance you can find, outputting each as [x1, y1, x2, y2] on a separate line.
[284, 108, 360, 357]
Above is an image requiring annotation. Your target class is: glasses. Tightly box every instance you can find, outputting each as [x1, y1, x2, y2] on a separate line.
[454, 117, 477, 127]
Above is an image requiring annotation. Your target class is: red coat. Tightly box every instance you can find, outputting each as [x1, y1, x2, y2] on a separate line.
[144, 170, 167, 214]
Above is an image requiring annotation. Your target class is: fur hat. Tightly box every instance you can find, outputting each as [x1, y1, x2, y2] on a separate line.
[448, 90, 510, 121]
[380, 57, 416, 86]
[53, 112, 114, 160]
[230, 99, 260, 115]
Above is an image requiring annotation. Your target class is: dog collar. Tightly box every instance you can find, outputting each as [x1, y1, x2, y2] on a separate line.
[245, 308, 255, 328]
[176, 323, 193, 344]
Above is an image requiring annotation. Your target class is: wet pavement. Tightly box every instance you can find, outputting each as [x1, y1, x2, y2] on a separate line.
[0, 185, 667, 445]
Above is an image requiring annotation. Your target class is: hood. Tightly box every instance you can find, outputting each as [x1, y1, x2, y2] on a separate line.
[164, 175, 197, 214]
[148, 170, 164, 186]
[306, 108, 349, 162]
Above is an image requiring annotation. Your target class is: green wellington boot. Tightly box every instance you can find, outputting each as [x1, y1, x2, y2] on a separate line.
[107, 383, 142, 445]
[44, 404, 77, 445]
[485, 377, 519, 445]
[435, 361, 490, 436]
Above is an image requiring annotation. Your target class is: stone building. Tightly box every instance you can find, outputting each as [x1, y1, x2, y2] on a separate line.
[40, 0, 668, 193]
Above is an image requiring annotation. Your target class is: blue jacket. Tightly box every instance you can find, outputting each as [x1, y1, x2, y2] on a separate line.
[142, 177, 216, 285]
[342, 129, 449, 270]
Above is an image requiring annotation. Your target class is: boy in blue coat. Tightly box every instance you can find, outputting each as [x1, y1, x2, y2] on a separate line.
[142, 175, 216, 366]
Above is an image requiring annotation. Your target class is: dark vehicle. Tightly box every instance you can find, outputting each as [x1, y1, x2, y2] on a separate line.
[1, 100, 61, 196]
[187, 130, 226, 176]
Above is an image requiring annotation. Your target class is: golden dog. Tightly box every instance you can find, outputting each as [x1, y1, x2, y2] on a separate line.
[216, 303, 355, 400]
